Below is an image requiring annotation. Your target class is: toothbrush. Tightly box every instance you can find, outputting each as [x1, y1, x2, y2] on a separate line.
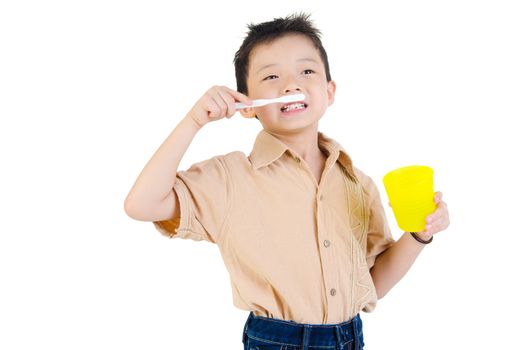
[235, 93, 305, 110]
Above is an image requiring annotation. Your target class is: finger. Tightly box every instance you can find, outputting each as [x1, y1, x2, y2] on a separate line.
[424, 225, 437, 236]
[426, 214, 434, 224]
[213, 87, 230, 117]
[204, 99, 221, 119]
[426, 202, 447, 223]
[426, 205, 441, 223]
[425, 218, 440, 232]
[424, 218, 443, 235]
[227, 87, 252, 106]
[427, 214, 449, 233]
[426, 222, 444, 235]
[207, 89, 228, 118]
[217, 87, 237, 117]
[434, 191, 443, 203]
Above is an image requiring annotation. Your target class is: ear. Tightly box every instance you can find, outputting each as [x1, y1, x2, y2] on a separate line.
[326, 80, 337, 106]
[239, 107, 257, 118]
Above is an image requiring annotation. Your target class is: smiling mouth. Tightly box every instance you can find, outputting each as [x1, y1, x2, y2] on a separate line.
[280, 102, 308, 112]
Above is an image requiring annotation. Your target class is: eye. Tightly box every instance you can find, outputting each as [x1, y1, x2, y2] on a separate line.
[302, 69, 315, 75]
[263, 75, 278, 81]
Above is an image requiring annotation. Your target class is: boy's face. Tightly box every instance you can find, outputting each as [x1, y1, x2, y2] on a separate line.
[241, 34, 336, 135]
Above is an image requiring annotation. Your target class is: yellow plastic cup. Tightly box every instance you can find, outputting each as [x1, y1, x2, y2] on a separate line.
[383, 165, 436, 232]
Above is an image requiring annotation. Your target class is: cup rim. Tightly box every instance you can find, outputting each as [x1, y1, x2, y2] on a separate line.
[383, 165, 433, 186]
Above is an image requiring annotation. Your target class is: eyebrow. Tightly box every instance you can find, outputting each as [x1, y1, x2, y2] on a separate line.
[256, 58, 319, 74]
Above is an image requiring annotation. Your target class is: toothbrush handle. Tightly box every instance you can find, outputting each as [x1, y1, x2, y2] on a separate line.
[235, 99, 267, 110]
[235, 94, 304, 110]
[235, 102, 249, 110]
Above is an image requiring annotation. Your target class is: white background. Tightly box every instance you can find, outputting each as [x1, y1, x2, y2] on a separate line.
[1, 0, 527, 349]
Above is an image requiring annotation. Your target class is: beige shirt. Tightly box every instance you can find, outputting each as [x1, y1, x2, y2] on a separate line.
[154, 129, 395, 324]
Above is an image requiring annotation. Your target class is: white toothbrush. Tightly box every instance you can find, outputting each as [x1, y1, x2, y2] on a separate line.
[235, 93, 305, 110]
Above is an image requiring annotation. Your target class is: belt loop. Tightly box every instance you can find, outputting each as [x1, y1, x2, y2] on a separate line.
[301, 325, 312, 350]
[334, 324, 344, 350]
[352, 315, 360, 350]
[242, 312, 252, 344]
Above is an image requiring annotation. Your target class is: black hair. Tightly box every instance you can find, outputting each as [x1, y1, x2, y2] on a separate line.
[234, 12, 332, 96]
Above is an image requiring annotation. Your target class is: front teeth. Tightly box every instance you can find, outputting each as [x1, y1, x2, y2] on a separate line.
[281, 103, 306, 112]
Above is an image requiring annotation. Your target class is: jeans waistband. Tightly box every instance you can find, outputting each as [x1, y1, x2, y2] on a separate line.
[242, 312, 363, 349]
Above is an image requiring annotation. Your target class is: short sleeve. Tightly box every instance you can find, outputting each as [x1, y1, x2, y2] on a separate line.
[363, 174, 395, 269]
[153, 156, 229, 243]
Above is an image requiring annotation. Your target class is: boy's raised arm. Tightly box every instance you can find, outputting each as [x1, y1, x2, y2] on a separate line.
[124, 86, 251, 222]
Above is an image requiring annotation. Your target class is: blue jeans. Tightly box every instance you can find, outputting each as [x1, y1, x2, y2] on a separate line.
[242, 312, 365, 350]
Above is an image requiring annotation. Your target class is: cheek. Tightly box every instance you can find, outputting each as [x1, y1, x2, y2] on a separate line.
[255, 105, 278, 117]
[309, 94, 326, 109]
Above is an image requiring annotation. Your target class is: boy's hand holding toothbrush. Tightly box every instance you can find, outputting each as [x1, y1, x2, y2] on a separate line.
[186, 85, 304, 128]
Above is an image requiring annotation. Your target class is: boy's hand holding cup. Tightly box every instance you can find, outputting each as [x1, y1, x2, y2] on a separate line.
[383, 166, 450, 241]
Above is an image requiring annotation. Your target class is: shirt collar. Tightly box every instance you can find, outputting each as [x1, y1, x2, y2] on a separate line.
[248, 129, 357, 181]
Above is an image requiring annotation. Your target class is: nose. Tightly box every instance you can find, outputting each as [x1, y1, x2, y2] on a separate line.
[282, 76, 302, 94]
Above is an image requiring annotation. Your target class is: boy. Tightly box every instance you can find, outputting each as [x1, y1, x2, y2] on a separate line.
[124, 13, 450, 350]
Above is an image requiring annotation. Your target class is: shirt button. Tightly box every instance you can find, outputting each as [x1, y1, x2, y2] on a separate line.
[319, 194, 323, 201]
[324, 240, 331, 247]
[330, 288, 336, 296]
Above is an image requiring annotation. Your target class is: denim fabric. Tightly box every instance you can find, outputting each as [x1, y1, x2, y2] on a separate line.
[242, 312, 364, 350]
